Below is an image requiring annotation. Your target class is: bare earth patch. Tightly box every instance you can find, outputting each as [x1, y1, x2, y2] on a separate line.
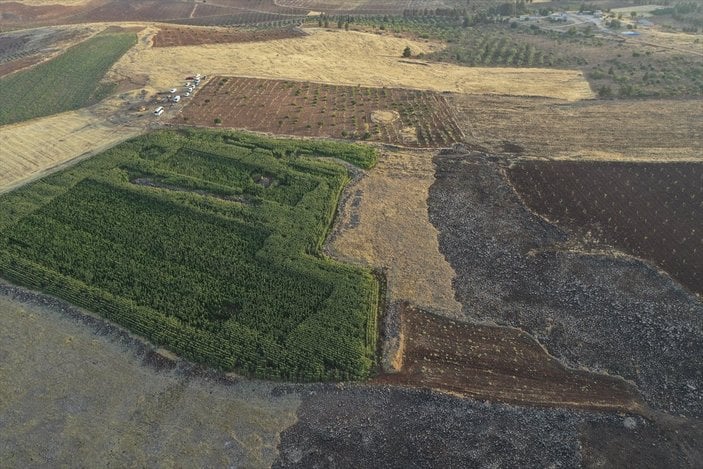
[179, 76, 464, 147]
[327, 149, 462, 316]
[370, 109, 399, 124]
[374, 304, 644, 412]
[114, 28, 594, 100]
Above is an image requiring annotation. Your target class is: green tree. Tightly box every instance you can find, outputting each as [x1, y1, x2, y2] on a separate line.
[402, 46, 412, 58]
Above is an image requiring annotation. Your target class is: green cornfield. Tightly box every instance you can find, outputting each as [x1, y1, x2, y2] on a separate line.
[0, 129, 380, 381]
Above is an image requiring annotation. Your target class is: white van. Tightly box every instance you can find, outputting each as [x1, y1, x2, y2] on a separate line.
[153, 106, 164, 116]
[172, 95, 181, 103]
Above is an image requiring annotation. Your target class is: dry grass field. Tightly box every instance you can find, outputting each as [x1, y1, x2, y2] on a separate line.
[0, 288, 300, 467]
[114, 27, 594, 100]
[454, 95, 703, 161]
[0, 109, 142, 193]
[327, 149, 461, 317]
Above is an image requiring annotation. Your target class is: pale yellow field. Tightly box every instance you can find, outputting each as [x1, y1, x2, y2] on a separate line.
[0, 110, 142, 193]
[113, 27, 594, 100]
[327, 150, 462, 318]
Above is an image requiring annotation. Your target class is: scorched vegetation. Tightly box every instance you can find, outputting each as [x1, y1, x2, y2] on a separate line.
[0, 129, 379, 381]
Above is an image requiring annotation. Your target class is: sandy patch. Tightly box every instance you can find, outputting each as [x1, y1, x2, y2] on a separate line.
[113, 28, 594, 100]
[328, 149, 462, 317]
[370, 109, 399, 124]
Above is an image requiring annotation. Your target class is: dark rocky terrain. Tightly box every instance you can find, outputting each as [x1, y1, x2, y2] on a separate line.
[427, 150, 703, 419]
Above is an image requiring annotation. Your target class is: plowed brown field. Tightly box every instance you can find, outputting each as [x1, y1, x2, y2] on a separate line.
[152, 26, 306, 47]
[179, 76, 464, 147]
[375, 304, 644, 412]
[508, 161, 703, 296]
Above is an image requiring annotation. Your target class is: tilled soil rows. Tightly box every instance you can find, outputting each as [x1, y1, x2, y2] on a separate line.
[152, 26, 306, 47]
[508, 161, 703, 296]
[374, 303, 643, 412]
[178, 76, 465, 148]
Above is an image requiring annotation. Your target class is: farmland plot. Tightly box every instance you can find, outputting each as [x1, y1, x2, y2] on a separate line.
[375, 304, 643, 412]
[113, 28, 594, 100]
[0, 109, 142, 193]
[453, 95, 703, 161]
[152, 26, 306, 47]
[508, 161, 703, 296]
[0, 130, 378, 381]
[179, 76, 464, 147]
[0, 30, 136, 125]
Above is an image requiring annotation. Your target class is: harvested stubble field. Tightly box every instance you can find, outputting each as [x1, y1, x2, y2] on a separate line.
[0, 109, 142, 193]
[508, 161, 703, 296]
[179, 76, 464, 147]
[375, 304, 643, 412]
[326, 149, 461, 316]
[453, 95, 703, 161]
[114, 28, 594, 100]
[152, 26, 306, 47]
[0, 285, 300, 467]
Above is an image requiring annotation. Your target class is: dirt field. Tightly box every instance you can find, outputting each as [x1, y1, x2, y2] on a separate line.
[428, 150, 703, 418]
[179, 76, 464, 147]
[0, 109, 142, 193]
[327, 149, 461, 316]
[453, 95, 703, 161]
[113, 28, 594, 100]
[153, 26, 306, 47]
[508, 161, 703, 296]
[375, 304, 643, 412]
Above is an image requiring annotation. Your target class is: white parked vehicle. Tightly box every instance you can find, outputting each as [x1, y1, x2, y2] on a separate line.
[154, 106, 164, 116]
[172, 95, 181, 103]
[184, 92, 191, 97]
[169, 88, 177, 93]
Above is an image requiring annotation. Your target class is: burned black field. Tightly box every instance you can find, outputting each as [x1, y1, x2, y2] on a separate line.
[428, 151, 703, 419]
